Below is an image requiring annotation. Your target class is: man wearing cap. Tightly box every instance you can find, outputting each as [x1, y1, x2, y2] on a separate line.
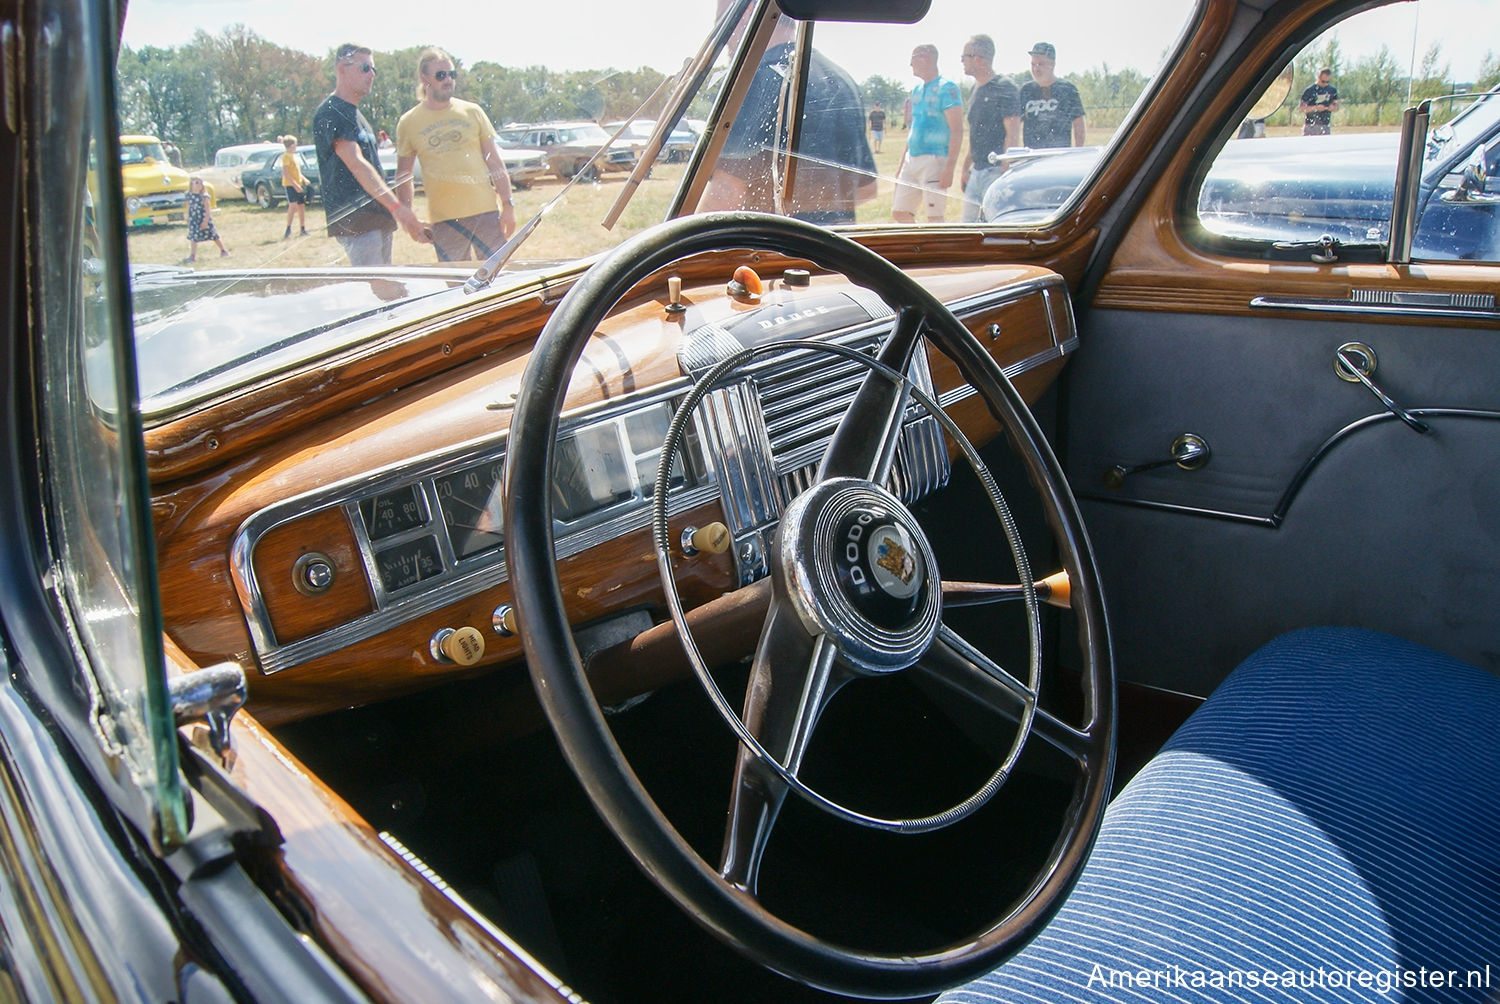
[1020, 42, 1086, 149]
[314, 44, 430, 265]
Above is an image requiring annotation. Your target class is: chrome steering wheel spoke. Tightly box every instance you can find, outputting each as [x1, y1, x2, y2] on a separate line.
[818, 305, 925, 485]
[719, 601, 842, 892]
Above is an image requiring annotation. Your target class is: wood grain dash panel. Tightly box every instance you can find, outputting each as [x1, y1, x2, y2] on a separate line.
[252, 507, 374, 645]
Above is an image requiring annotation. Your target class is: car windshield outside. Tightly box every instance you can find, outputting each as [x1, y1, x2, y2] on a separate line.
[120, 137, 169, 163]
[112, 0, 1190, 419]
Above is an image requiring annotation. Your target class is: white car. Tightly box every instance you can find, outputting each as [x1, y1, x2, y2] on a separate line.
[196, 142, 281, 202]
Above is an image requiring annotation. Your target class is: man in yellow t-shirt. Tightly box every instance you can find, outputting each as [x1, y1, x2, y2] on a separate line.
[395, 47, 516, 261]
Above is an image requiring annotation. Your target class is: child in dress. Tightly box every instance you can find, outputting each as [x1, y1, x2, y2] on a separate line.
[184, 176, 229, 262]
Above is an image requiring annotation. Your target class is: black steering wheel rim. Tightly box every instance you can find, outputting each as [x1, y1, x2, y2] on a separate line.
[503, 212, 1114, 997]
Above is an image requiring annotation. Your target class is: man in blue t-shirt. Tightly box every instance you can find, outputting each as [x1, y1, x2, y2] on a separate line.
[314, 44, 429, 266]
[893, 44, 963, 223]
[1019, 42, 1086, 149]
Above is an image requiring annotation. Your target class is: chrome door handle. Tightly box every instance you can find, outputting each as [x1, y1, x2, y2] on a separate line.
[1103, 434, 1211, 490]
[1335, 343, 1430, 435]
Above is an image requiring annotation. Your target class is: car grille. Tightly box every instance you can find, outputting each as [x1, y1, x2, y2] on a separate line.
[140, 192, 186, 210]
[754, 329, 950, 506]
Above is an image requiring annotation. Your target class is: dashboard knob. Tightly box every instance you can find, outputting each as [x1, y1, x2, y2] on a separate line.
[682, 522, 731, 556]
[293, 552, 335, 596]
[492, 604, 519, 637]
[431, 626, 485, 666]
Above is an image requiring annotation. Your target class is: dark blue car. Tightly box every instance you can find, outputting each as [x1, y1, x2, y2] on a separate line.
[984, 88, 1500, 260]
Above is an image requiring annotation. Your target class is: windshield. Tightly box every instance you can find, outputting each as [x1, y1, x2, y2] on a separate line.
[121, 139, 169, 164]
[114, 0, 1196, 418]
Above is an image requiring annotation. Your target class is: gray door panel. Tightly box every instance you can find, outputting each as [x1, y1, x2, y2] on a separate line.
[1065, 308, 1500, 693]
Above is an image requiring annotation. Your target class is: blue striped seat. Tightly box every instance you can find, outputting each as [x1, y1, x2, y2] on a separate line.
[941, 627, 1500, 1003]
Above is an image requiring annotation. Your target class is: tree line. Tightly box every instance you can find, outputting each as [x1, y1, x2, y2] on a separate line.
[117, 28, 674, 166]
[119, 26, 1497, 167]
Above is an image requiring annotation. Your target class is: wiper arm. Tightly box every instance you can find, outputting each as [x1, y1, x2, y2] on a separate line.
[463, 207, 554, 294]
[464, 151, 604, 293]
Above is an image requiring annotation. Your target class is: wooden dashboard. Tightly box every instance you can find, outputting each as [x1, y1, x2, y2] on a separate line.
[151, 259, 1077, 725]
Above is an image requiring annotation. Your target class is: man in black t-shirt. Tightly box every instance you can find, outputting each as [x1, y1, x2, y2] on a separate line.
[701, 15, 876, 225]
[960, 34, 1021, 222]
[1299, 68, 1340, 135]
[869, 103, 886, 153]
[314, 44, 429, 265]
[1019, 41, 1086, 149]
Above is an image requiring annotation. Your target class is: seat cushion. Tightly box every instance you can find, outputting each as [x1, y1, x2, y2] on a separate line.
[941, 627, 1500, 1003]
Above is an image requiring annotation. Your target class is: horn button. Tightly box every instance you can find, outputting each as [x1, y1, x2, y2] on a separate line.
[776, 479, 942, 675]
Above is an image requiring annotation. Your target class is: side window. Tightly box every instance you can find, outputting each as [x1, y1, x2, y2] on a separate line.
[1193, 0, 1500, 262]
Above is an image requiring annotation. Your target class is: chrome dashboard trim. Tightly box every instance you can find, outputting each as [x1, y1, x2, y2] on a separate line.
[230, 378, 709, 675]
[1251, 293, 1500, 323]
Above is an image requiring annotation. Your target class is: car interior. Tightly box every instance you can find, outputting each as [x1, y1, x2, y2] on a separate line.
[6, 0, 1498, 999]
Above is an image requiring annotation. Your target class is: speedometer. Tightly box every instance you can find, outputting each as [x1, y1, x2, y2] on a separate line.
[435, 458, 506, 559]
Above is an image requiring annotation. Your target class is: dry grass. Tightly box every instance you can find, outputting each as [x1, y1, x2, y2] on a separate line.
[132, 124, 1343, 270]
[125, 165, 693, 272]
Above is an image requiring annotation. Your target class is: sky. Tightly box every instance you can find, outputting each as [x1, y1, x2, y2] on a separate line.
[119, 0, 1495, 90]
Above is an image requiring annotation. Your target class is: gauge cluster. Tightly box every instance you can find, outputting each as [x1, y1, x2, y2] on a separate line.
[347, 398, 705, 607]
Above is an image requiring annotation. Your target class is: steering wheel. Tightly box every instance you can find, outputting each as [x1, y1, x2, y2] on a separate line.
[504, 212, 1113, 998]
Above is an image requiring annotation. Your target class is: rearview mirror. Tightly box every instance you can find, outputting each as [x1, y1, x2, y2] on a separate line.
[774, 0, 930, 22]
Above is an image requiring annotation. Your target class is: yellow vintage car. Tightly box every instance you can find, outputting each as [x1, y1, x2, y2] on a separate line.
[111, 134, 213, 226]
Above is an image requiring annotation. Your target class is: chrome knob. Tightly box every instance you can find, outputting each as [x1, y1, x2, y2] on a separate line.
[293, 552, 335, 596]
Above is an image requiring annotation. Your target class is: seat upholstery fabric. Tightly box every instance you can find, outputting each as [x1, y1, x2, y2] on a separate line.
[941, 627, 1500, 1003]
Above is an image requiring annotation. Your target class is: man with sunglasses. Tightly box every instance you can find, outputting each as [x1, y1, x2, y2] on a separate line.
[313, 43, 430, 265]
[395, 47, 516, 262]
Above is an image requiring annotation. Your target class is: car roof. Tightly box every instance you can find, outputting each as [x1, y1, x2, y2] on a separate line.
[216, 142, 281, 157]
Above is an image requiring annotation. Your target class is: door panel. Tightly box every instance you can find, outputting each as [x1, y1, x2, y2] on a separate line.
[1065, 305, 1500, 694]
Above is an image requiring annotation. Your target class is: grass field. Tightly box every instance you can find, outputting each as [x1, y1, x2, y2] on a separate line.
[127, 123, 1390, 273]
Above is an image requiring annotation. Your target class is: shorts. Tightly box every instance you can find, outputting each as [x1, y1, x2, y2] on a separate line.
[285, 186, 308, 205]
[892, 153, 948, 219]
[430, 211, 505, 262]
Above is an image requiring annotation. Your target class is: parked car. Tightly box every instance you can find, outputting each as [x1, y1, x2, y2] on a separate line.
[111, 134, 211, 226]
[498, 120, 636, 180]
[197, 142, 281, 203]
[377, 145, 422, 191]
[377, 141, 549, 192]
[9, 0, 1498, 1001]
[239, 145, 319, 209]
[604, 118, 699, 163]
[983, 87, 1500, 260]
[492, 140, 550, 189]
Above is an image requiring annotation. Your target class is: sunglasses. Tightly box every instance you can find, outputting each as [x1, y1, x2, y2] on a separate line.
[343, 61, 375, 74]
[432, 69, 459, 82]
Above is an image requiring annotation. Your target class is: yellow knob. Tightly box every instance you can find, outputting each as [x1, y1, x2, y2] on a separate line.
[687, 522, 731, 556]
[434, 626, 485, 666]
